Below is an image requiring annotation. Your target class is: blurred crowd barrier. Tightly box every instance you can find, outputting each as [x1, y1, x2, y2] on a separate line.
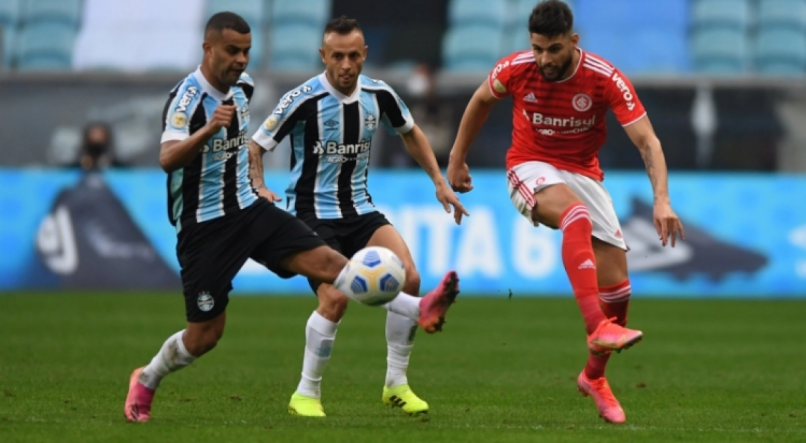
[1, 168, 805, 297]
[0, 72, 804, 172]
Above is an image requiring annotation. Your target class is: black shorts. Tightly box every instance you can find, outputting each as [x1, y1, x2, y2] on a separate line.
[298, 211, 391, 293]
[177, 198, 325, 322]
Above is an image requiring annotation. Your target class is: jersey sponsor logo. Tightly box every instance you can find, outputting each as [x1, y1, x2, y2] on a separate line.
[324, 120, 339, 128]
[176, 86, 198, 114]
[528, 111, 596, 129]
[491, 60, 509, 80]
[170, 85, 198, 129]
[523, 92, 538, 103]
[313, 139, 372, 163]
[611, 73, 636, 111]
[572, 93, 592, 112]
[313, 140, 372, 155]
[275, 85, 313, 115]
[202, 130, 248, 160]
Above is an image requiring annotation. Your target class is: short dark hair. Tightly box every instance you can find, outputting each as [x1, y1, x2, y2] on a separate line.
[323, 15, 361, 36]
[528, 0, 574, 37]
[205, 12, 251, 36]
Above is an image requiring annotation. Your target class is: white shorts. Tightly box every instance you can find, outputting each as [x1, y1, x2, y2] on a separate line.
[507, 161, 627, 250]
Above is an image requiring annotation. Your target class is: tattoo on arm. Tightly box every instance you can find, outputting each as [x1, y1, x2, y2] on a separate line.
[248, 142, 266, 189]
[640, 145, 659, 189]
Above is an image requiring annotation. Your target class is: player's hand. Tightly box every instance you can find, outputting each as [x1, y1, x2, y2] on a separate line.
[206, 105, 237, 134]
[653, 200, 685, 247]
[436, 181, 470, 225]
[257, 186, 282, 203]
[447, 160, 474, 193]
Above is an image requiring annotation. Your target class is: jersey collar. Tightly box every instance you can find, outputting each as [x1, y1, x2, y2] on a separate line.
[193, 66, 233, 102]
[556, 48, 583, 84]
[318, 72, 362, 104]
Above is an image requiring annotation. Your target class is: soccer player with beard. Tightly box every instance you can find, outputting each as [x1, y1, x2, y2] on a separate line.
[446, 0, 685, 423]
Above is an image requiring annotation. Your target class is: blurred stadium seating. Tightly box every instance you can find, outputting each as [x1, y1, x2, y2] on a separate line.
[21, 0, 82, 27]
[16, 21, 75, 70]
[269, 0, 330, 71]
[443, 24, 506, 73]
[0, 0, 805, 76]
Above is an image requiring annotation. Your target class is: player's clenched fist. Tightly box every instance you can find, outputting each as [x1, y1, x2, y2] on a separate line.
[207, 105, 236, 133]
[447, 160, 474, 193]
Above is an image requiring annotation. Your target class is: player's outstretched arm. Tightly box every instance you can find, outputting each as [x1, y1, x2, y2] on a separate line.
[447, 81, 500, 194]
[159, 104, 235, 173]
[247, 140, 282, 202]
[400, 125, 469, 225]
[624, 116, 685, 247]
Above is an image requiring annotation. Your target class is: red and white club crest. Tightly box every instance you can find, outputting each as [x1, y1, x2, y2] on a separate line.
[572, 93, 592, 112]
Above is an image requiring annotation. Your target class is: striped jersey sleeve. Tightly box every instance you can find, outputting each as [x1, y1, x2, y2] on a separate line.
[252, 83, 316, 151]
[160, 78, 204, 144]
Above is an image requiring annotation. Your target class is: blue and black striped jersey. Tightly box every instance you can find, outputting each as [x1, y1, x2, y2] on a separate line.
[252, 73, 414, 219]
[160, 68, 258, 233]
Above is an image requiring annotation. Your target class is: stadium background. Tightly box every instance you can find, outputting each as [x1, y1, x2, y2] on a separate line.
[1, 0, 804, 296]
[2, 1, 806, 442]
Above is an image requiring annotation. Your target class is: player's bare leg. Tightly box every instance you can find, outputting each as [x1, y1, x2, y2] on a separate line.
[124, 313, 224, 422]
[532, 183, 641, 354]
[281, 245, 349, 285]
[578, 238, 631, 424]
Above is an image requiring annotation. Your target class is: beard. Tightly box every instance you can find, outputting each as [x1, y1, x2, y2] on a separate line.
[538, 55, 574, 81]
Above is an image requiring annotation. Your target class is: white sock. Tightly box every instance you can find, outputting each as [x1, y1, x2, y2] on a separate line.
[139, 330, 196, 390]
[296, 311, 338, 399]
[382, 292, 421, 321]
[385, 311, 416, 388]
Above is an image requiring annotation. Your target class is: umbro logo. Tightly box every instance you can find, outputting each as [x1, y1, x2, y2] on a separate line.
[523, 92, 538, 103]
[324, 120, 338, 128]
[578, 259, 596, 270]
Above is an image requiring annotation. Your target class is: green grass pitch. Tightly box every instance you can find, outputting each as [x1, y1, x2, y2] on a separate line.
[1, 293, 805, 442]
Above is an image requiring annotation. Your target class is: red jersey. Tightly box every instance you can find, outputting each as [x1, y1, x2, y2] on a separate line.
[488, 49, 647, 181]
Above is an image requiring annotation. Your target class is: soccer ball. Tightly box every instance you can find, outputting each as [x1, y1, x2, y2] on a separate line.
[342, 246, 406, 306]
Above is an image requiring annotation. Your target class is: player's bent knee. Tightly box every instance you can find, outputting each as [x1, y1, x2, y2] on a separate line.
[184, 327, 223, 357]
[402, 266, 421, 295]
[317, 286, 349, 321]
[319, 247, 349, 283]
[533, 184, 586, 228]
[289, 246, 348, 284]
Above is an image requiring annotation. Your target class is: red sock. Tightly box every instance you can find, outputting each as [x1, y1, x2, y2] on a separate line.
[599, 280, 632, 326]
[560, 204, 605, 335]
[585, 280, 632, 380]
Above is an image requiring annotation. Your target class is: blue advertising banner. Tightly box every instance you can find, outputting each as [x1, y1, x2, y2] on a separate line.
[1, 168, 805, 297]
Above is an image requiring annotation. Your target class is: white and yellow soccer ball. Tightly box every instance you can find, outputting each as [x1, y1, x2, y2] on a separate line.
[343, 246, 406, 306]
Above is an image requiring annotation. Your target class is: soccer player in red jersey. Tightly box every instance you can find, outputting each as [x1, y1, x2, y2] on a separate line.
[447, 0, 685, 423]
